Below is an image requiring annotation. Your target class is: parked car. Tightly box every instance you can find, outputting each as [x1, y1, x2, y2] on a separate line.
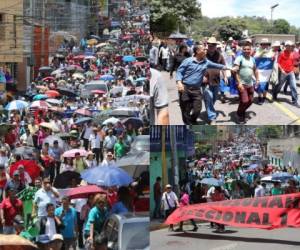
[103, 213, 149, 250]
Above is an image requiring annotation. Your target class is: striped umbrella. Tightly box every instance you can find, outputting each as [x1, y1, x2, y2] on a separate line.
[5, 100, 29, 110]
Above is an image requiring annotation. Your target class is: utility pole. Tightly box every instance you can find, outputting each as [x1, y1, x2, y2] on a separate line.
[161, 126, 168, 188]
[170, 126, 179, 195]
[270, 3, 279, 42]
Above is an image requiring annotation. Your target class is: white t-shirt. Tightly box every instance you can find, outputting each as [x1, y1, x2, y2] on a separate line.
[89, 133, 101, 149]
[254, 185, 265, 197]
[161, 191, 178, 210]
[83, 126, 92, 140]
[45, 217, 57, 240]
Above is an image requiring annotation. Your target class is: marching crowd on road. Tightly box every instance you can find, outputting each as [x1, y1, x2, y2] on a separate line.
[150, 35, 300, 125]
[153, 129, 300, 233]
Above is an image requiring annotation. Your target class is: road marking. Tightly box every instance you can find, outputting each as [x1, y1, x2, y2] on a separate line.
[266, 94, 300, 125]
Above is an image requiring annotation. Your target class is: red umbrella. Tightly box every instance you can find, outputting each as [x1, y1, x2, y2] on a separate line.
[75, 108, 92, 116]
[73, 55, 85, 61]
[45, 90, 60, 98]
[91, 90, 105, 95]
[9, 160, 41, 181]
[66, 185, 107, 199]
[133, 61, 145, 66]
[42, 76, 55, 82]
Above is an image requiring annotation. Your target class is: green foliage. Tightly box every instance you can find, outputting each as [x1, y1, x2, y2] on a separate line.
[195, 143, 212, 157]
[272, 19, 290, 34]
[150, 0, 201, 34]
[217, 18, 246, 40]
[256, 126, 284, 140]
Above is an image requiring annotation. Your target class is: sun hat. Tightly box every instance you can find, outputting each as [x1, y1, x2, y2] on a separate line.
[207, 37, 218, 44]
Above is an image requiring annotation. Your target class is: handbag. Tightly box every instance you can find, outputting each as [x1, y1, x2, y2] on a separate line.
[165, 193, 176, 213]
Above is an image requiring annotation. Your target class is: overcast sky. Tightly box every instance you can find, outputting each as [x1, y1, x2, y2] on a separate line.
[199, 0, 300, 27]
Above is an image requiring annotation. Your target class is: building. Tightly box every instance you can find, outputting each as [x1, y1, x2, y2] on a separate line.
[251, 34, 296, 44]
[150, 126, 195, 215]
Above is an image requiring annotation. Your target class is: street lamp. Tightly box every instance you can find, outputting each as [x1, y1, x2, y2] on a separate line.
[270, 4, 279, 28]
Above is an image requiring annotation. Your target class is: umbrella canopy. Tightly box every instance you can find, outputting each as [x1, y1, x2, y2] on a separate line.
[57, 87, 77, 97]
[0, 235, 38, 250]
[75, 108, 92, 117]
[74, 117, 93, 125]
[33, 94, 48, 101]
[200, 178, 223, 186]
[39, 122, 60, 132]
[57, 132, 77, 140]
[51, 68, 65, 76]
[12, 146, 38, 159]
[122, 55, 136, 62]
[91, 90, 106, 95]
[109, 87, 123, 97]
[271, 172, 294, 181]
[99, 74, 114, 81]
[133, 61, 146, 67]
[85, 55, 96, 60]
[45, 90, 60, 98]
[66, 185, 106, 199]
[110, 108, 137, 118]
[122, 117, 143, 129]
[30, 100, 51, 109]
[73, 55, 85, 61]
[5, 100, 29, 110]
[72, 72, 85, 80]
[39, 66, 53, 72]
[136, 77, 147, 82]
[63, 149, 87, 158]
[9, 160, 41, 181]
[81, 165, 133, 186]
[135, 56, 148, 62]
[66, 65, 84, 72]
[42, 76, 55, 82]
[85, 71, 97, 78]
[53, 171, 81, 189]
[102, 117, 120, 125]
[46, 98, 62, 105]
[117, 151, 149, 167]
[43, 135, 66, 149]
[95, 43, 108, 48]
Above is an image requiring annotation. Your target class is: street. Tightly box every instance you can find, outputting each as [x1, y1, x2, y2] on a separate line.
[164, 72, 300, 125]
[151, 223, 300, 250]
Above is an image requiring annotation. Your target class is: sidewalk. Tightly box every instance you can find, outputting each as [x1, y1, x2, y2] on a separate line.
[150, 218, 209, 231]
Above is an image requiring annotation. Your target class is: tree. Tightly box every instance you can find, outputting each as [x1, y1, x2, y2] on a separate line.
[272, 19, 290, 34]
[217, 19, 246, 40]
[256, 126, 284, 140]
[150, 0, 201, 34]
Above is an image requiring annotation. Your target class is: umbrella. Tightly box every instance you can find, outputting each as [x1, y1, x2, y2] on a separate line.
[133, 61, 146, 67]
[57, 87, 77, 97]
[45, 90, 60, 98]
[75, 108, 92, 117]
[81, 165, 133, 186]
[57, 132, 77, 140]
[201, 157, 208, 161]
[91, 90, 106, 95]
[74, 117, 92, 125]
[95, 43, 108, 48]
[12, 146, 38, 159]
[85, 71, 97, 78]
[43, 135, 66, 149]
[110, 108, 137, 118]
[122, 55, 136, 62]
[261, 176, 281, 182]
[66, 65, 84, 72]
[85, 55, 96, 60]
[51, 68, 65, 76]
[66, 185, 106, 199]
[99, 74, 114, 81]
[110, 87, 123, 96]
[135, 56, 148, 62]
[122, 117, 143, 129]
[39, 66, 52, 72]
[102, 117, 120, 125]
[33, 94, 48, 101]
[9, 160, 41, 181]
[30, 100, 51, 109]
[73, 55, 85, 61]
[72, 73, 85, 80]
[42, 76, 55, 82]
[122, 35, 133, 40]
[271, 172, 294, 181]
[200, 178, 223, 186]
[39, 122, 60, 132]
[0, 235, 38, 250]
[90, 35, 101, 40]
[53, 171, 81, 189]
[136, 77, 147, 82]
[5, 100, 29, 110]
[63, 149, 87, 158]
[46, 98, 62, 105]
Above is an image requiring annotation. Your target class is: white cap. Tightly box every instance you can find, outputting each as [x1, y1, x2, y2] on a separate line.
[285, 40, 294, 46]
[272, 41, 281, 47]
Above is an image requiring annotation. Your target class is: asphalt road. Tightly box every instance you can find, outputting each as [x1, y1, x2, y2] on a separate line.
[164, 72, 300, 125]
[150, 223, 300, 250]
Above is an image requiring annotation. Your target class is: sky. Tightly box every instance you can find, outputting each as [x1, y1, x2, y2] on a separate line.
[199, 0, 300, 27]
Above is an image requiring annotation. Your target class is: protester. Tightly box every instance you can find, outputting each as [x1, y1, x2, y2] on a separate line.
[153, 176, 162, 219]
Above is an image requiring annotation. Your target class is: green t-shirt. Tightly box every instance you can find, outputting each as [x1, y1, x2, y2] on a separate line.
[271, 187, 283, 195]
[114, 141, 126, 158]
[234, 55, 256, 86]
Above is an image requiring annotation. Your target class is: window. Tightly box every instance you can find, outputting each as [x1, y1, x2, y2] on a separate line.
[0, 14, 5, 40]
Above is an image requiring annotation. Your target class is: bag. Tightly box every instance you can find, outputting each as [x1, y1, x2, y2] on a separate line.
[165, 193, 177, 214]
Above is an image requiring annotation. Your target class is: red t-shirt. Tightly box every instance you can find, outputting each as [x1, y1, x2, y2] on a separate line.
[0, 171, 7, 188]
[0, 198, 23, 226]
[278, 50, 294, 73]
[107, 192, 118, 208]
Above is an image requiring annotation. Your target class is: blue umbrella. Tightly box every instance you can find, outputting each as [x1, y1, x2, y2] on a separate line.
[74, 117, 92, 125]
[5, 100, 29, 111]
[272, 172, 293, 181]
[100, 74, 115, 81]
[123, 55, 136, 62]
[248, 164, 258, 170]
[81, 165, 133, 186]
[33, 94, 48, 101]
[136, 77, 147, 82]
[200, 178, 223, 186]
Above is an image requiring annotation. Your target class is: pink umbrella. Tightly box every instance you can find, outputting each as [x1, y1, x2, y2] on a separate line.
[42, 76, 55, 82]
[91, 90, 105, 95]
[30, 100, 51, 109]
[66, 185, 107, 199]
[63, 149, 87, 158]
[75, 108, 92, 117]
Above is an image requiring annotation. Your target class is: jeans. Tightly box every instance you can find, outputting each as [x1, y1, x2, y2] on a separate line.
[179, 85, 202, 125]
[3, 226, 15, 234]
[237, 85, 254, 118]
[203, 85, 219, 121]
[153, 198, 162, 218]
[273, 72, 298, 103]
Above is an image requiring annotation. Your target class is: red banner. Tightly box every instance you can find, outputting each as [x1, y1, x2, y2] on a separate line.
[165, 193, 300, 230]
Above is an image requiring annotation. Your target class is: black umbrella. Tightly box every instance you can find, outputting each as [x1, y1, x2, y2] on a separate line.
[122, 117, 143, 129]
[57, 87, 78, 97]
[136, 56, 148, 62]
[12, 146, 39, 159]
[39, 66, 53, 73]
[110, 109, 136, 118]
[53, 171, 81, 188]
[57, 133, 78, 140]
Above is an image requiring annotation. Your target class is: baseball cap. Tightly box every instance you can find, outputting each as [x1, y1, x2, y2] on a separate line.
[166, 184, 172, 189]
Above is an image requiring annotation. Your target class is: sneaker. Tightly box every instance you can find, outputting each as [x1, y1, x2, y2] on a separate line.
[272, 94, 278, 101]
[258, 97, 263, 105]
[192, 226, 198, 232]
[292, 102, 300, 108]
[236, 114, 246, 124]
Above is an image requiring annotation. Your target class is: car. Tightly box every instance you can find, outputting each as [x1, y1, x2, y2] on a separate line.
[103, 213, 149, 250]
[80, 80, 108, 98]
[130, 135, 150, 152]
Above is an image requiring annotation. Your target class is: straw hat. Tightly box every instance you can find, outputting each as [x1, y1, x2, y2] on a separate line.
[207, 37, 218, 44]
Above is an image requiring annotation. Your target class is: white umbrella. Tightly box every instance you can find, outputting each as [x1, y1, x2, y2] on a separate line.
[72, 73, 85, 80]
[46, 99, 62, 105]
[102, 117, 120, 125]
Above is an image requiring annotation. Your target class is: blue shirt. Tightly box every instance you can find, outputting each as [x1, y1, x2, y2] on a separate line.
[110, 201, 129, 215]
[176, 57, 225, 86]
[84, 206, 109, 234]
[55, 206, 77, 238]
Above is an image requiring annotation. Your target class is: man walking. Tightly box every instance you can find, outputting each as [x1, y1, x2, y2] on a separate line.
[176, 45, 229, 124]
[153, 177, 162, 219]
[89, 127, 102, 165]
[233, 44, 259, 124]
